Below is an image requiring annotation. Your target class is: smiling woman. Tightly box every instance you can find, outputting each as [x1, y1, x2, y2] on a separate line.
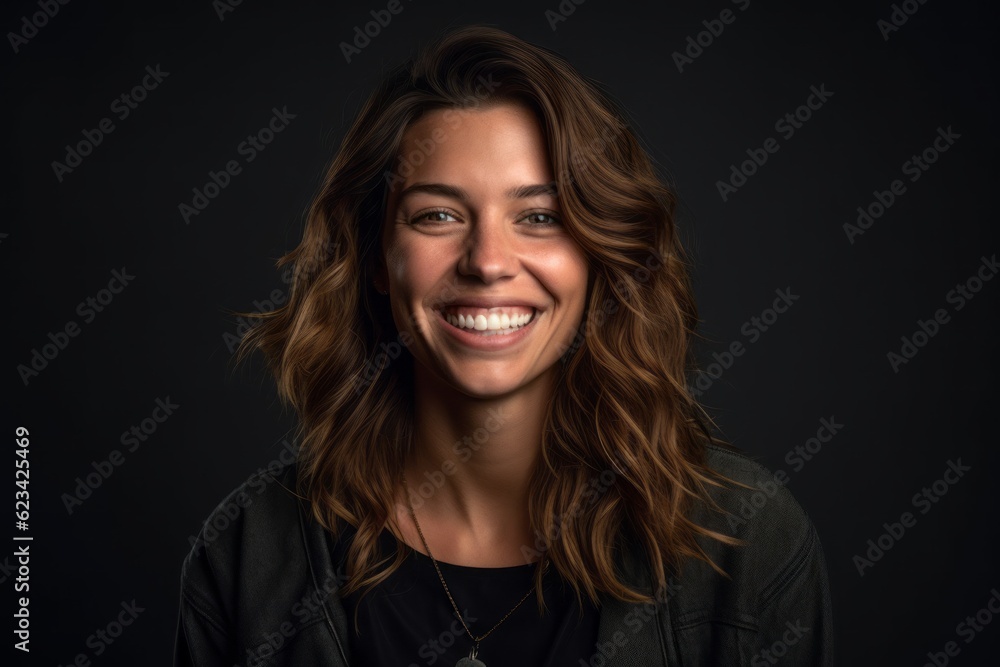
[379, 102, 589, 399]
[174, 25, 834, 667]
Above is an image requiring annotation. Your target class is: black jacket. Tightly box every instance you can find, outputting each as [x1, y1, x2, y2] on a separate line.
[174, 444, 835, 666]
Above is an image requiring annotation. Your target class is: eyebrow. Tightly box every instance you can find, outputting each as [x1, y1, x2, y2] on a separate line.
[395, 182, 558, 204]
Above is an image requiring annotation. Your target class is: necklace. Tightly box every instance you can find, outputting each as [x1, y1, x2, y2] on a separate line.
[401, 476, 538, 667]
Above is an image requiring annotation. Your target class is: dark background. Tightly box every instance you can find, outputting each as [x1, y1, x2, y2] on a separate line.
[4, 0, 998, 664]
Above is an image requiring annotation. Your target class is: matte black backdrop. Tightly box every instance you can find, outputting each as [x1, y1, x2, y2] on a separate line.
[4, 0, 999, 664]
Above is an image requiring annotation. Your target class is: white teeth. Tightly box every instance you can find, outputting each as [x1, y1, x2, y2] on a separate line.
[443, 308, 535, 333]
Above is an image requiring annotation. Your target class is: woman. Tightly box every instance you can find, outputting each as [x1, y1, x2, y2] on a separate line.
[174, 25, 834, 666]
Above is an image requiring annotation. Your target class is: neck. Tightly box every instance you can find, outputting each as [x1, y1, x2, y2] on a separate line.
[400, 364, 557, 564]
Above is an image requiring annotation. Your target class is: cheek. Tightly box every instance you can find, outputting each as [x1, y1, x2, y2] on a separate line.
[543, 243, 590, 306]
[386, 237, 451, 302]
[385, 238, 423, 289]
[383, 238, 407, 282]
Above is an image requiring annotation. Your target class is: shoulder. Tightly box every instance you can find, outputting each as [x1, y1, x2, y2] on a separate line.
[181, 462, 303, 577]
[177, 462, 328, 647]
[673, 443, 825, 611]
[649, 446, 835, 662]
[702, 442, 813, 541]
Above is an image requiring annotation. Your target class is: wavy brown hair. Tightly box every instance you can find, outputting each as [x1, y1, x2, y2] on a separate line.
[234, 24, 750, 616]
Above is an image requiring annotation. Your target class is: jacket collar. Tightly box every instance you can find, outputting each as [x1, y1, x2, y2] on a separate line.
[300, 501, 671, 666]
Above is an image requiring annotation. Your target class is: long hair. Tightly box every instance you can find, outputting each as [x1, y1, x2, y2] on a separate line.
[235, 24, 749, 616]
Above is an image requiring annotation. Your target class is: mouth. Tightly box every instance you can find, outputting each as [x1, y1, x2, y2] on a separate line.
[436, 305, 538, 337]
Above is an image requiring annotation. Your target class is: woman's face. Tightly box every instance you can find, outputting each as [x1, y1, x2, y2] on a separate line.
[379, 101, 589, 399]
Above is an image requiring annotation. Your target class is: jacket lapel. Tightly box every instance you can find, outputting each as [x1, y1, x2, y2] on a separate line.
[299, 500, 352, 666]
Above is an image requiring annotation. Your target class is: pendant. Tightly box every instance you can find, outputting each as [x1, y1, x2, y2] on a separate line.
[456, 643, 486, 667]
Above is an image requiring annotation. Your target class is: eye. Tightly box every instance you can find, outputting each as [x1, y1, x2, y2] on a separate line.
[521, 211, 561, 226]
[410, 208, 460, 224]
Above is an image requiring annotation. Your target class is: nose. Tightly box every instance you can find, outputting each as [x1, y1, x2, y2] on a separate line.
[458, 212, 519, 284]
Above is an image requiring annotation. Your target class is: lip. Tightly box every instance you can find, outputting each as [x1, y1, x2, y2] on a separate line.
[434, 307, 540, 350]
[436, 296, 543, 310]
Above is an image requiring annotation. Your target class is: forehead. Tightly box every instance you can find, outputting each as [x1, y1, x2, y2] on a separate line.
[393, 101, 554, 190]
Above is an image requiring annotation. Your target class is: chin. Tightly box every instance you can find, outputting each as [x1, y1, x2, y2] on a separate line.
[449, 377, 522, 399]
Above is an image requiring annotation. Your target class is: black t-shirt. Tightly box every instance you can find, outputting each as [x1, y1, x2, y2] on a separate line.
[335, 528, 600, 667]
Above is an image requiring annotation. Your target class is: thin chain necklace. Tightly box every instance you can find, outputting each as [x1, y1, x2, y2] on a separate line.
[401, 476, 539, 667]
